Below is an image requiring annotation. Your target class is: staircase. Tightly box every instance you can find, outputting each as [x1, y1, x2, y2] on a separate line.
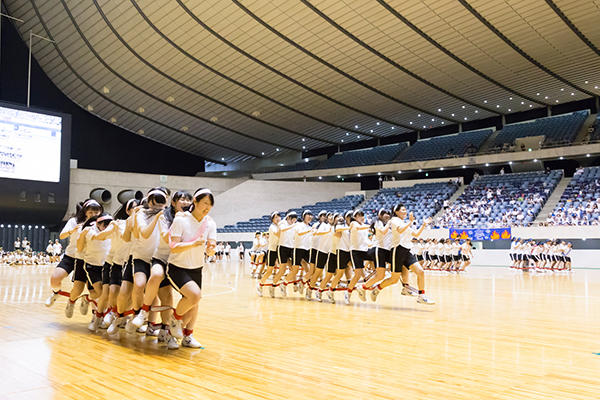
[534, 176, 571, 223]
[353, 190, 378, 210]
[432, 184, 467, 222]
[573, 113, 597, 144]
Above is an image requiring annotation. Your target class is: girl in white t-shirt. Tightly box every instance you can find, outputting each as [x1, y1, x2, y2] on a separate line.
[257, 212, 281, 297]
[46, 200, 103, 314]
[166, 189, 217, 346]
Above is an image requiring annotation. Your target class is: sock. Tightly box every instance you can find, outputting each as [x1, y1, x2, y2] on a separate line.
[161, 323, 167, 330]
[141, 304, 150, 312]
[183, 328, 193, 337]
[173, 310, 183, 320]
[402, 283, 409, 287]
[419, 290, 425, 294]
[376, 284, 382, 290]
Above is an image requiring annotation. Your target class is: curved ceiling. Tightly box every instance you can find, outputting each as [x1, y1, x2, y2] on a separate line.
[4, 0, 600, 163]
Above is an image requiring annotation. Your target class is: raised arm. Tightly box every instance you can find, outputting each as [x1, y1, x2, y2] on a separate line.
[77, 227, 89, 254]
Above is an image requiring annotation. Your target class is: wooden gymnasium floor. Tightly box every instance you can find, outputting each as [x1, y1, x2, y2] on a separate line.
[0, 261, 599, 400]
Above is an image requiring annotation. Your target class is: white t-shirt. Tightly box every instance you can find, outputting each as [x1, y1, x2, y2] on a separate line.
[167, 212, 217, 270]
[131, 212, 161, 262]
[317, 223, 333, 254]
[152, 215, 171, 263]
[336, 224, 350, 252]
[294, 222, 313, 250]
[46, 244, 54, 254]
[374, 220, 392, 250]
[83, 225, 112, 266]
[61, 218, 80, 258]
[53, 242, 62, 255]
[225, 244, 231, 253]
[390, 217, 412, 249]
[111, 220, 129, 265]
[350, 221, 370, 252]
[268, 223, 280, 251]
[278, 220, 296, 248]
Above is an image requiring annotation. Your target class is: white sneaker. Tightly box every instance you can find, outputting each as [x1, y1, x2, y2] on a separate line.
[417, 294, 435, 305]
[169, 318, 183, 339]
[125, 318, 137, 334]
[146, 323, 159, 337]
[327, 289, 335, 303]
[65, 301, 75, 318]
[357, 288, 366, 302]
[279, 283, 287, 297]
[344, 290, 351, 305]
[269, 285, 275, 298]
[401, 286, 412, 296]
[256, 282, 263, 297]
[167, 334, 180, 350]
[87, 315, 100, 332]
[136, 324, 147, 334]
[182, 335, 204, 349]
[99, 318, 109, 330]
[370, 288, 380, 302]
[79, 296, 90, 315]
[315, 290, 322, 302]
[103, 310, 117, 327]
[131, 309, 148, 329]
[305, 287, 312, 300]
[107, 316, 121, 335]
[297, 281, 305, 295]
[158, 328, 168, 343]
[45, 291, 59, 307]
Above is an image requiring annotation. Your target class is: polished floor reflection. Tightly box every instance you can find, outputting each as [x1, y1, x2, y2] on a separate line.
[0, 262, 599, 399]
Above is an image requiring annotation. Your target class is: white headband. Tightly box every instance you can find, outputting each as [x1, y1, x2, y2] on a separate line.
[193, 188, 212, 198]
[148, 189, 167, 198]
[83, 199, 101, 208]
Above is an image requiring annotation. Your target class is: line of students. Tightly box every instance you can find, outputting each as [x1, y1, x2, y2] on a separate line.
[415, 238, 473, 272]
[509, 238, 573, 271]
[44, 187, 217, 350]
[256, 205, 436, 305]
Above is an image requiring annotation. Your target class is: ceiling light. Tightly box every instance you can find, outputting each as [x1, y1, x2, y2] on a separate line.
[221, 157, 225, 161]
[376, 122, 380, 125]
[462, 105, 466, 109]
[417, 114, 421, 117]
[462, 165, 466, 169]
[304, 158, 308, 162]
[137, 129, 144, 134]
[544, 96, 548, 99]
[276, 148, 280, 151]
[521, 101, 524, 104]
[451, 113, 455, 116]
[280, 163, 284, 166]
[423, 125, 426, 128]
[474, 110, 479, 113]
[110, 117, 117, 123]
[596, 86, 599, 89]
[261, 152, 265, 155]
[302, 145, 306, 149]
[397, 170, 402, 174]
[509, 161, 513, 165]
[585, 81, 588, 84]
[357, 135, 361, 138]
[166, 96, 175, 103]
[302, 138, 305, 141]
[181, 126, 188, 131]
[533, 159, 538, 162]
[529, 105, 533, 108]
[508, 109, 511, 112]
[496, 105, 500, 108]
[440, 167, 444, 171]
[418, 169, 423, 172]
[337, 175, 341, 178]
[586, 153, 591, 157]
[391, 126, 395, 130]
[357, 173, 361, 177]
[559, 156, 564, 160]
[377, 172, 381, 176]
[431, 118, 435, 121]
[560, 88, 564, 91]
[355, 125, 359, 128]
[571, 92, 575, 96]
[536, 92, 540, 95]
[485, 163, 489, 167]
[441, 121, 445, 125]
[483, 100, 488, 103]
[102, 86, 110, 94]
[509, 97, 513, 100]
[369, 130, 373, 133]
[138, 107, 145, 113]
[346, 132, 349, 135]
[210, 116, 219, 123]
[341, 139, 344, 143]
[555, 100, 559, 103]
[252, 110, 261, 117]
[409, 122, 413, 124]
[318, 176, 322, 180]
[437, 108, 442, 112]
[87, 105, 94, 111]
[463, 117, 467, 120]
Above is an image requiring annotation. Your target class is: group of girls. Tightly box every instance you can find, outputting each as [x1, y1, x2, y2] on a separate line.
[509, 238, 573, 271]
[44, 187, 217, 350]
[249, 231, 268, 277]
[414, 238, 473, 272]
[256, 204, 436, 305]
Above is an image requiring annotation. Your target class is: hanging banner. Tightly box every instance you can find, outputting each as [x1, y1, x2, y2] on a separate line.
[449, 227, 511, 241]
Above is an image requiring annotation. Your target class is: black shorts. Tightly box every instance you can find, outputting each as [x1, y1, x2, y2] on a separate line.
[151, 258, 172, 288]
[73, 258, 86, 282]
[110, 264, 122, 286]
[102, 262, 111, 285]
[309, 248, 318, 264]
[133, 258, 151, 278]
[278, 246, 293, 264]
[56, 254, 76, 274]
[391, 245, 417, 273]
[416, 254, 423, 262]
[315, 251, 329, 269]
[166, 263, 202, 292]
[565, 256, 571, 263]
[531, 255, 539, 262]
[327, 253, 337, 274]
[517, 254, 523, 261]
[122, 256, 134, 283]
[453, 255, 460, 262]
[266, 250, 278, 267]
[84, 263, 103, 285]
[510, 253, 514, 261]
[292, 248, 310, 266]
[350, 250, 368, 269]
[375, 248, 391, 268]
[337, 250, 351, 270]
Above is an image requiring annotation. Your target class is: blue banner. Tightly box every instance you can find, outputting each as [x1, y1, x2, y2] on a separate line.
[449, 227, 511, 241]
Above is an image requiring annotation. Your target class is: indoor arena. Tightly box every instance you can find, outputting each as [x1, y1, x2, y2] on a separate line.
[1, 1, 599, 399]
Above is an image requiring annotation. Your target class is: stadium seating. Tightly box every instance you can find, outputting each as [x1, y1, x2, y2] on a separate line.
[361, 182, 460, 225]
[319, 143, 408, 169]
[548, 166, 600, 225]
[395, 129, 493, 162]
[493, 110, 588, 149]
[218, 194, 364, 232]
[589, 116, 600, 142]
[439, 170, 563, 228]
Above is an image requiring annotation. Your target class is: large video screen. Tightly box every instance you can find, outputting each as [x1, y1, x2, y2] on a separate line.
[0, 105, 62, 183]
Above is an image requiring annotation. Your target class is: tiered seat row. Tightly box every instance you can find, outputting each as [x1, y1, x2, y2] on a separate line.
[396, 129, 493, 162]
[547, 167, 600, 226]
[218, 194, 364, 233]
[438, 170, 563, 228]
[361, 182, 460, 225]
